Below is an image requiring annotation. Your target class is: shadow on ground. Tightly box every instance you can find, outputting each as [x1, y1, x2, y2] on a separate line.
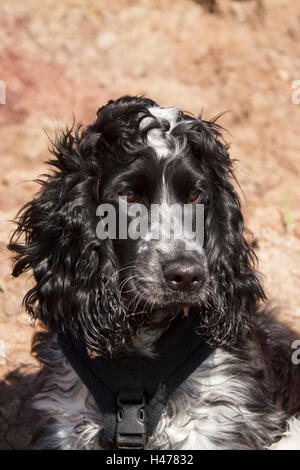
[0, 367, 41, 449]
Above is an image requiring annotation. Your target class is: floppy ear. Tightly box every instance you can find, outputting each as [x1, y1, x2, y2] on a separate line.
[9, 127, 128, 356]
[184, 119, 266, 346]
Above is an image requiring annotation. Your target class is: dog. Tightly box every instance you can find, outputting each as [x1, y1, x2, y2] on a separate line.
[9, 95, 300, 450]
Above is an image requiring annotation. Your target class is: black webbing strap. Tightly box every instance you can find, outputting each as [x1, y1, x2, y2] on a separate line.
[116, 358, 146, 449]
[119, 358, 144, 403]
[58, 309, 214, 450]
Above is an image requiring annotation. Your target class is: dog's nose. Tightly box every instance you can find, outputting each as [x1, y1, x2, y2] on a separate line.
[164, 261, 202, 290]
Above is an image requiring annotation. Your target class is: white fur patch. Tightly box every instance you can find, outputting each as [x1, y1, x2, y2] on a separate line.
[268, 417, 300, 450]
[148, 106, 180, 131]
[148, 348, 287, 450]
[140, 106, 180, 158]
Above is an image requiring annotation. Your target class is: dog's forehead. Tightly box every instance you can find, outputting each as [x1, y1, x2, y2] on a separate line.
[148, 106, 180, 129]
[140, 105, 183, 160]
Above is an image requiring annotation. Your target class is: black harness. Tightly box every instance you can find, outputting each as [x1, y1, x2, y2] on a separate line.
[58, 311, 214, 449]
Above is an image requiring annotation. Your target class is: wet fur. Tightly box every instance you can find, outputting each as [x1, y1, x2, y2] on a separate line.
[9, 96, 300, 449]
[31, 308, 300, 449]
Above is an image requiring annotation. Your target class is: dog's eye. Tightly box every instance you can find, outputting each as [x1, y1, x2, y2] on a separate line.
[187, 189, 200, 204]
[118, 190, 137, 203]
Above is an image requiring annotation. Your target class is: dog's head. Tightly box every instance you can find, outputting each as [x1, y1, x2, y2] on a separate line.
[9, 95, 265, 356]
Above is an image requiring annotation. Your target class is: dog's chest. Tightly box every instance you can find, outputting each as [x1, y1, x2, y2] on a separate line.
[146, 348, 275, 450]
[33, 345, 286, 450]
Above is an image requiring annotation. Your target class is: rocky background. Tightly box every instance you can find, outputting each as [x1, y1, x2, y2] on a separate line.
[0, 0, 300, 449]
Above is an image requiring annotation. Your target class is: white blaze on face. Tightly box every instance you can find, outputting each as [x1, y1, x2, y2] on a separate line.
[140, 106, 180, 158]
[137, 105, 204, 254]
[148, 106, 180, 130]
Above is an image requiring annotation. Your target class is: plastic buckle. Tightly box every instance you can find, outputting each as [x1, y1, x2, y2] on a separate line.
[116, 396, 146, 449]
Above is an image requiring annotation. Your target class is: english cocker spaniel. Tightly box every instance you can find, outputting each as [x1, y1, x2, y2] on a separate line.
[9, 95, 300, 450]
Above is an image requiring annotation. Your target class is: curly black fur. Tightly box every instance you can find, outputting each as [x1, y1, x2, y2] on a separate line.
[9, 95, 266, 356]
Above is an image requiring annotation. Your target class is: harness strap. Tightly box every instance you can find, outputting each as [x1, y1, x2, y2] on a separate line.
[58, 309, 214, 450]
[119, 358, 144, 403]
[116, 358, 146, 449]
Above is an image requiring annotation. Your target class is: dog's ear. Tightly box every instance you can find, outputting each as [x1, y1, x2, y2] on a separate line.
[207, 122, 266, 345]
[180, 118, 266, 346]
[8, 127, 128, 356]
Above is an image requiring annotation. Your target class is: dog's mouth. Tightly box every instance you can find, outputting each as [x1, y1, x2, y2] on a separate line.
[120, 281, 207, 321]
[122, 296, 192, 318]
[118, 261, 210, 320]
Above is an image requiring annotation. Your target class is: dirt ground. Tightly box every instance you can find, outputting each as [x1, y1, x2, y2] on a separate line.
[0, 0, 300, 449]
